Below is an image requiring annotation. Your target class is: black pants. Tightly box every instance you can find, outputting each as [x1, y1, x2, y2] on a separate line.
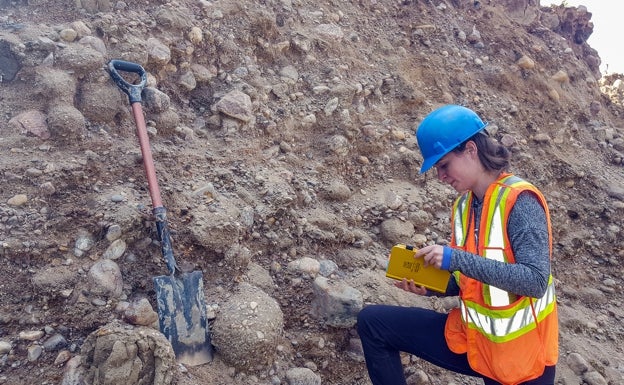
[356, 305, 556, 385]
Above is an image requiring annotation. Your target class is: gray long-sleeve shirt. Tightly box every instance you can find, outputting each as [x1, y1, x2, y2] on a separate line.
[444, 191, 551, 299]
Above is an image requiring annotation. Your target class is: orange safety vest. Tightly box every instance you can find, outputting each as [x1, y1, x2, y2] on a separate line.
[444, 174, 558, 385]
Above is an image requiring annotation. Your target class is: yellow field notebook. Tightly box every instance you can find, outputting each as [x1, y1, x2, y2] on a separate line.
[385, 244, 451, 293]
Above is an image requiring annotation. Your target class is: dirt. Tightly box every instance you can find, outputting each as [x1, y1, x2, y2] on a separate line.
[0, 0, 623, 384]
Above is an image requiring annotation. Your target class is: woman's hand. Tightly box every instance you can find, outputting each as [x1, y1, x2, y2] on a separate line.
[394, 278, 427, 296]
[416, 244, 445, 269]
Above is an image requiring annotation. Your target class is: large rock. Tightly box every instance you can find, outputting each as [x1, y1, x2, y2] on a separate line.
[311, 276, 363, 328]
[187, 194, 244, 254]
[87, 259, 123, 298]
[75, 0, 112, 13]
[499, 0, 539, 25]
[0, 40, 21, 82]
[215, 90, 254, 123]
[211, 283, 284, 370]
[47, 104, 86, 140]
[8, 110, 50, 139]
[380, 218, 415, 245]
[34, 67, 77, 104]
[79, 80, 125, 123]
[76, 321, 175, 385]
[54, 44, 105, 76]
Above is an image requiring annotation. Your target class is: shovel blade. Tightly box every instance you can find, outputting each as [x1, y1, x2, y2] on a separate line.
[153, 271, 213, 366]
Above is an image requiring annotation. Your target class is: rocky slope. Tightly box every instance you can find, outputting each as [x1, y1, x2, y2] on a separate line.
[0, 0, 623, 384]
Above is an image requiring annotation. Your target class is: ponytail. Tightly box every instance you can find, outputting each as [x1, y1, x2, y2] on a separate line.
[453, 132, 510, 172]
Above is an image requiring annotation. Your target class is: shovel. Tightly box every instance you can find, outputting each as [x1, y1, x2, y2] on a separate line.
[107, 59, 213, 366]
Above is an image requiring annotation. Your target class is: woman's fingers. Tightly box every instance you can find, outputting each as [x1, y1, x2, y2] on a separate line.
[408, 280, 427, 295]
[418, 245, 442, 268]
[394, 278, 426, 295]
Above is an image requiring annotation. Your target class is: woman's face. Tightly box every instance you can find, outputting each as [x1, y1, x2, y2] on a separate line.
[434, 142, 479, 192]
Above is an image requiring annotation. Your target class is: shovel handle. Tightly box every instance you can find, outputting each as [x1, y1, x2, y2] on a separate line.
[107, 59, 147, 104]
[107, 59, 163, 209]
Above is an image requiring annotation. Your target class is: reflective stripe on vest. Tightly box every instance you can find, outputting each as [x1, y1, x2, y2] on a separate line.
[452, 193, 471, 248]
[482, 181, 514, 306]
[460, 277, 557, 343]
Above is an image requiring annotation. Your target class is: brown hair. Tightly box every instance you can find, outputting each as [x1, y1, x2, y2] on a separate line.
[453, 132, 510, 172]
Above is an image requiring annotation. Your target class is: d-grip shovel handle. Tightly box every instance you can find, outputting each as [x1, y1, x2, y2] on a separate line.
[107, 59, 178, 276]
[107, 59, 147, 104]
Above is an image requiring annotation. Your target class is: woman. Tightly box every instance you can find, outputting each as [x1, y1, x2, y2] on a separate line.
[357, 105, 558, 385]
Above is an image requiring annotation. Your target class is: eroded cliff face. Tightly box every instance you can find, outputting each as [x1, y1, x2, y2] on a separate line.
[0, 1, 623, 384]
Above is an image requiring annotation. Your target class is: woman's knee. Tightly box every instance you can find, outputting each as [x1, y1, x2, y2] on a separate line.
[356, 305, 375, 334]
[357, 305, 388, 337]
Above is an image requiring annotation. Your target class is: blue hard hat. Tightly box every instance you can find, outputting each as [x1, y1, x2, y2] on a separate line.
[416, 105, 488, 173]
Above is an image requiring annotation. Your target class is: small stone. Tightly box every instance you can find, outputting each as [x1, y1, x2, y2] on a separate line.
[74, 231, 95, 257]
[106, 224, 122, 242]
[583, 371, 608, 385]
[27, 345, 43, 362]
[551, 70, 569, 83]
[19, 330, 44, 341]
[547, 88, 560, 101]
[567, 352, 590, 375]
[533, 133, 552, 144]
[102, 239, 127, 260]
[123, 298, 159, 326]
[43, 334, 68, 352]
[0, 341, 12, 354]
[516, 55, 535, 70]
[188, 26, 203, 45]
[357, 156, 370, 164]
[40, 182, 56, 195]
[501, 134, 516, 147]
[54, 350, 72, 365]
[59, 29, 78, 42]
[7, 194, 28, 206]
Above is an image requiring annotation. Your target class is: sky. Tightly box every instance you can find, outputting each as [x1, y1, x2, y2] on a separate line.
[548, 1, 624, 75]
